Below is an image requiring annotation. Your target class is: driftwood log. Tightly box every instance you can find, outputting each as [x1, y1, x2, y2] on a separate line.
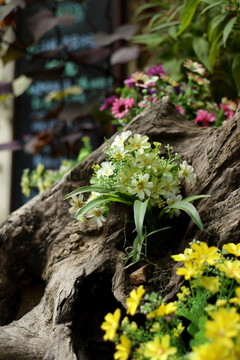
[0, 97, 239, 359]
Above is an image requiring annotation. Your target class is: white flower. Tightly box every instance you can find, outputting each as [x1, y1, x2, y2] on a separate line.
[135, 152, 159, 171]
[129, 173, 153, 200]
[127, 134, 151, 154]
[86, 207, 107, 227]
[166, 193, 183, 217]
[178, 160, 196, 185]
[112, 130, 132, 147]
[107, 144, 128, 161]
[154, 174, 180, 199]
[96, 161, 115, 177]
[69, 194, 85, 215]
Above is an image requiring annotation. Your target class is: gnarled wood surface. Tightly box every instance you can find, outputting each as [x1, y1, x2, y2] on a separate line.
[0, 97, 239, 359]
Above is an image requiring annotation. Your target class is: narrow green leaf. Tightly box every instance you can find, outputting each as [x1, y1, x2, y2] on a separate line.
[151, 21, 179, 32]
[166, 200, 204, 230]
[133, 199, 149, 237]
[208, 32, 222, 71]
[149, 13, 162, 27]
[177, 0, 200, 36]
[75, 195, 112, 219]
[200, 1, 226, 15]
[192, 37, 210, 70]
[223, 16, 237, 47]
[208, 14, 227, 42]
[147, 227, 171, 237]
[75, 193, 133, 219]
[183, 194, 211, 202]
[63, 186, 113, 200]
[134, 2, 165, 18]
[131, 233, 145, 263]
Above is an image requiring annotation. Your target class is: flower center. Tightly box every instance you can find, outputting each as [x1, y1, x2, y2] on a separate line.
[119, 105, 126, 113]
[137, 181, 145, 190]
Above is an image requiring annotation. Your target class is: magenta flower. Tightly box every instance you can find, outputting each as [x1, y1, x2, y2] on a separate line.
[111, 98, 135, 119]
[220, 104, 235, 121]
[175, 104, 185, 115]
[194, 109, 216, 127]
[220, 98, 237, 121]
[146, 65, 167, 77]
[124, 76, 135, 88]
[100, 96, 117, 111]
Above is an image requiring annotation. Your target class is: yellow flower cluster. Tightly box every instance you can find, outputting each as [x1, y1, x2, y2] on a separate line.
[100, 241, 240, 360]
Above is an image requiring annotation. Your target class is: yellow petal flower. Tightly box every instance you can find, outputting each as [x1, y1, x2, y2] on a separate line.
[217, 260, 240, 282]
[101, 308, 121, 341]
[126, 285, 145, 316]
[223, 243, 240, 257]
[114, 335, 131, 360]
[198, 276, 220, 293]
[206, 307, 240, 340]
[190, 242, 220, 265]
[143, 335, 177, 360]
[176, 261, 201, 280]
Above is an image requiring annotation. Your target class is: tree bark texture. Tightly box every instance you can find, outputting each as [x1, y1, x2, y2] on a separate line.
[0, 97, 239, 359]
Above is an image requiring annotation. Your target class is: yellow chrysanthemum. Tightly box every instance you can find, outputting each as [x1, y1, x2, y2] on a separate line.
[190, 242, 220, 266]
[147, 302, 177, 318]
[229, 287, 240, 305]
[171, 248, 193, 262]
[191, 339, 234, 360]
[217, 260, 240, 282]
[101, 308, 121, 341]
[205, 307, 240, 340]
[143, 335, 177, 360]
[223, 243, 240, 257]
[126, 285, 145, 316]
[198, 276, 220, 293]
[176, 261, 201, 280]
[215, 299, 228, 307]
[114, 335, 131, 360]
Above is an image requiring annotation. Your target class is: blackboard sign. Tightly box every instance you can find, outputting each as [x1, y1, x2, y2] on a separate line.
[11, 0, 124, 211]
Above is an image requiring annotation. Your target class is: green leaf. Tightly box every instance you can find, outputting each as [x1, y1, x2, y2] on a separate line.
[177, 0, 200, 36]
[134, 199, 149, 237]
[200, 1, 226, 15]
[183, 194, 211, 202]
[127, 199, 150, 264]
[192, 37, 210, 70]
[62, 186, 113, 200]
[223, 16, 237, 47]
[187, 322, 199, 336]
[75, 195, 112, 219]
[208, 14, 227, 42]
[232, 54, 240, 96]
[134, 2, 166, 18]
[132, 33, 165, 47]
[151, 21, 179, 32]
[131, 233, 146, 263]
[147, 227, 171, 237]
[208, 32, 222, 71]
[166, 200, 204, 230]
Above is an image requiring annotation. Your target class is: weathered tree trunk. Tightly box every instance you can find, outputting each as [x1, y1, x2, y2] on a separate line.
[0, 97, 239, 359]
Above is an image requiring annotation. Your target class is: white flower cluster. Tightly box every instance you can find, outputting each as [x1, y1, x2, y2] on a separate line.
[68, 131, 197, 226]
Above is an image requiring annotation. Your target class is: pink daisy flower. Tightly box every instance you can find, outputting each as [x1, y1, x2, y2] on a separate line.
[111, 98, 135, 119]
[194, 109, 216, 127]
[146, 65, 167, 77]
[100, 96, 117, 111]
